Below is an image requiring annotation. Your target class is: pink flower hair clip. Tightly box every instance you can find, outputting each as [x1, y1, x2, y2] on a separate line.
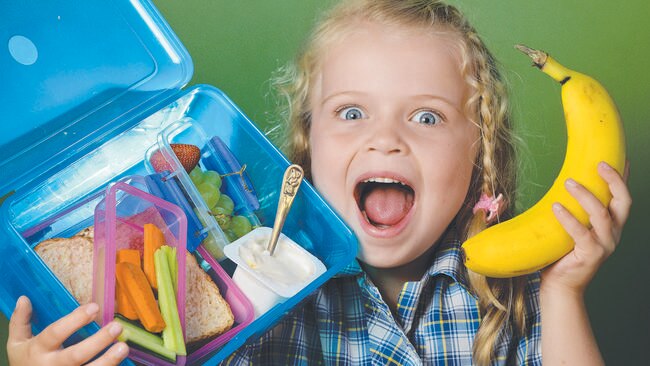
[473, 193, 505, 224]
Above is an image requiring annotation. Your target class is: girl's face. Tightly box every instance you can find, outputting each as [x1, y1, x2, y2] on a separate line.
[309, 23, 479, 268]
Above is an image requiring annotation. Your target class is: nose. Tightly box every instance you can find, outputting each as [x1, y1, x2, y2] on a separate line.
[364, 118, 409, 155]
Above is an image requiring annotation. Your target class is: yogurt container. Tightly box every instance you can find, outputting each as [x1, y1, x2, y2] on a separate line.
[224, 227, 326, 317]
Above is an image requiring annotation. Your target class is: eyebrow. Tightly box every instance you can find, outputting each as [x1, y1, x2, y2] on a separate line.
[411, 94, 463, 113]
[320, 91, 368, 107]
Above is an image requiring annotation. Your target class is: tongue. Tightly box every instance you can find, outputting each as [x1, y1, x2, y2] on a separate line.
[363, 185, 413, 226]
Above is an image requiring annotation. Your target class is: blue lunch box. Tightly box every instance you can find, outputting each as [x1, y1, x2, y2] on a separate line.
[0, 1, 358, 364]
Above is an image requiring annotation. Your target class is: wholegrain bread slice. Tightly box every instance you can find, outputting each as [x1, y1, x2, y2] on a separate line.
[34, 236, 94, 305]
[185, 253, 234, 342]
[35, 232, 234, 343]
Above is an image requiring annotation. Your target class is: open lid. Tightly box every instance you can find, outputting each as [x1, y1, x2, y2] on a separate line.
[0, 0, 193, 197]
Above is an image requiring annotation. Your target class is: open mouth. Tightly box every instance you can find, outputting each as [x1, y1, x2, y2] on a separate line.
[354, 177, 415, 230]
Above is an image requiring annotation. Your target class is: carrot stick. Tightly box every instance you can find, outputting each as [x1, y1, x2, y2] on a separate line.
[144, 223, 165, 289]
[115, 262, 166, 333]
[116, 249, 140, 320]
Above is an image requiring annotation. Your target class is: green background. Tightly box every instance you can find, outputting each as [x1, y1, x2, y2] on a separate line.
[2, 1, 648, 364]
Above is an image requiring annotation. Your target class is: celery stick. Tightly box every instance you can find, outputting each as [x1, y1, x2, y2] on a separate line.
[114, 317, 176, 361]
[154, 247, 186, 356]
[167, 246, 178, 293]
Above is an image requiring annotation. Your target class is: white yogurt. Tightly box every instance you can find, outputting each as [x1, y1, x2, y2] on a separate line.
[238, 235, 315, 286]
[224, 227, 326, 317]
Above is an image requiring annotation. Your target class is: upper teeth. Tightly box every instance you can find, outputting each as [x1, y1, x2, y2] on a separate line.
[363, 177, 406, 185]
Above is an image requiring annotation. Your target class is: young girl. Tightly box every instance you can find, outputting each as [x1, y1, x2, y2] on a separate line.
[7, 0, 631, 365]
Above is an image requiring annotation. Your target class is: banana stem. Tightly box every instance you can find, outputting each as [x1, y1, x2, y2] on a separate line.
[515, 44, 548, 69]
[516, 44, 573, 84]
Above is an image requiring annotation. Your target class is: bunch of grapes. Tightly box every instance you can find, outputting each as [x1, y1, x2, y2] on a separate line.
[190, 167, 253, 242]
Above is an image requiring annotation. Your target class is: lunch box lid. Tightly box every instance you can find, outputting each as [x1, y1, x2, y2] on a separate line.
[0, 0, 193, 198]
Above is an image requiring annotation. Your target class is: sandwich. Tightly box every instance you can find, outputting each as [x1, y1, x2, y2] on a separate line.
[35, 228, 234, 343]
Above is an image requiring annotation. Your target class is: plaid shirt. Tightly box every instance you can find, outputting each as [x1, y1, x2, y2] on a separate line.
[222, 229, 542, 365]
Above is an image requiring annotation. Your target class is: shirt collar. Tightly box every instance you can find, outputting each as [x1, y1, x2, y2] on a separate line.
[424, 227, 469, 287]
[331, 226, 469, 287]
[333, 258, 363, 277]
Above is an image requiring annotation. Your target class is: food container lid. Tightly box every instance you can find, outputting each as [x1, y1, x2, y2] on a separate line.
[0, 0, 193, 198]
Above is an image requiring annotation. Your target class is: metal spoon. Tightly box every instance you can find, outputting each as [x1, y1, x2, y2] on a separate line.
[267, 164, 304, 256]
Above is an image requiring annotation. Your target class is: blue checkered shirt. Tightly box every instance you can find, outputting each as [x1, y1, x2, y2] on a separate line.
[221, 229, 542, 365]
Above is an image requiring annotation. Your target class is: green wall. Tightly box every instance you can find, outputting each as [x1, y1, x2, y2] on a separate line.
[2, 1, 648, 364]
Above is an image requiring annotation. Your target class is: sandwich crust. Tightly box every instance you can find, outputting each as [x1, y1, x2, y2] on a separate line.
[186, 253, 235, 342]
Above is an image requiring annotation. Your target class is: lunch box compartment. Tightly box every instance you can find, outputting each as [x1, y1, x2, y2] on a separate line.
[93, 177, 189, 365]
[92, 175, 255, 365]
[143, 118, 263, 259]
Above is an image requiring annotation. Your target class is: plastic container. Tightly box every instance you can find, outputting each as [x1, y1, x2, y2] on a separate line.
[224, 227, 327, 317]
[143, 118, 263, 261]
[144, 172, 208, 253]
[187, 245, 254, 363]
[0, 1, 358, 364]
[0, 87, 359, 364]
[93, 178, 188, 365]
[92, 176, 255, 365]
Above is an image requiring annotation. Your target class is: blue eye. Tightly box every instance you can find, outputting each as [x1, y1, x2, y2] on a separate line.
[410, 110, 442, 126]
[338, 106, 366, 120]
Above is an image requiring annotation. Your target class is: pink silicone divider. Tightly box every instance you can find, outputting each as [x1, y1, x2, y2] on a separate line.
[187, 245, 255, 363]
[93, 179, 187, 366]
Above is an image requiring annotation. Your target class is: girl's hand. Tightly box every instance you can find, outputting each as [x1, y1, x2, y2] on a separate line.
[7, 296, 129, 366]
[541, 161, 632, 296]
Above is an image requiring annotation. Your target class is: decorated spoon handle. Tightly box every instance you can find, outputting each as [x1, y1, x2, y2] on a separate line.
[268, 164, 304, 255]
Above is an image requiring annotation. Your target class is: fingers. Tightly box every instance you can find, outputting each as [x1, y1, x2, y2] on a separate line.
[555, 161, 632, 258]
[60, 321, 126, 365]
[8, 302, 128, 366]
[8, 296, 34, 343]
[562, 178, 615, 252]
[85, 342, 129, 366]
[544, 162, 630, 294]
[37, 303, 100, 351]
[598, 161, 632, 233]
[552, 202, 597, 248]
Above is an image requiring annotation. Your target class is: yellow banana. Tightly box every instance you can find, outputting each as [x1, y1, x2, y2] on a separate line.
[461, 44, 626, 278]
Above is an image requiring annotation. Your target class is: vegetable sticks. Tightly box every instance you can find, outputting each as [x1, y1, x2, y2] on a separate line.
[143, 223, 165, 289]
[115, 261, 165, 333]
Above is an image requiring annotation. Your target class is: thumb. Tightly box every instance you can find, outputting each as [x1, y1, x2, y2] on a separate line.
[8, 296, 34, 343]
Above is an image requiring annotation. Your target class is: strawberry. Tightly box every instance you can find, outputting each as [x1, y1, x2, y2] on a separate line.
[150, 143, 201, 174]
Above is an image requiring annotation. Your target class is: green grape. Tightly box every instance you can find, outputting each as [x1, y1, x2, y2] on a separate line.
[230, 215, 252, 239]
[214, 194, 234, 216]
[224, 229, 238, 242]
[203, 170, 222, 191]
[196, 182, 221, 208]
[189, 167, 205, 186]
[211, 206, 232, 230]
[202, 232, 225, 260]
